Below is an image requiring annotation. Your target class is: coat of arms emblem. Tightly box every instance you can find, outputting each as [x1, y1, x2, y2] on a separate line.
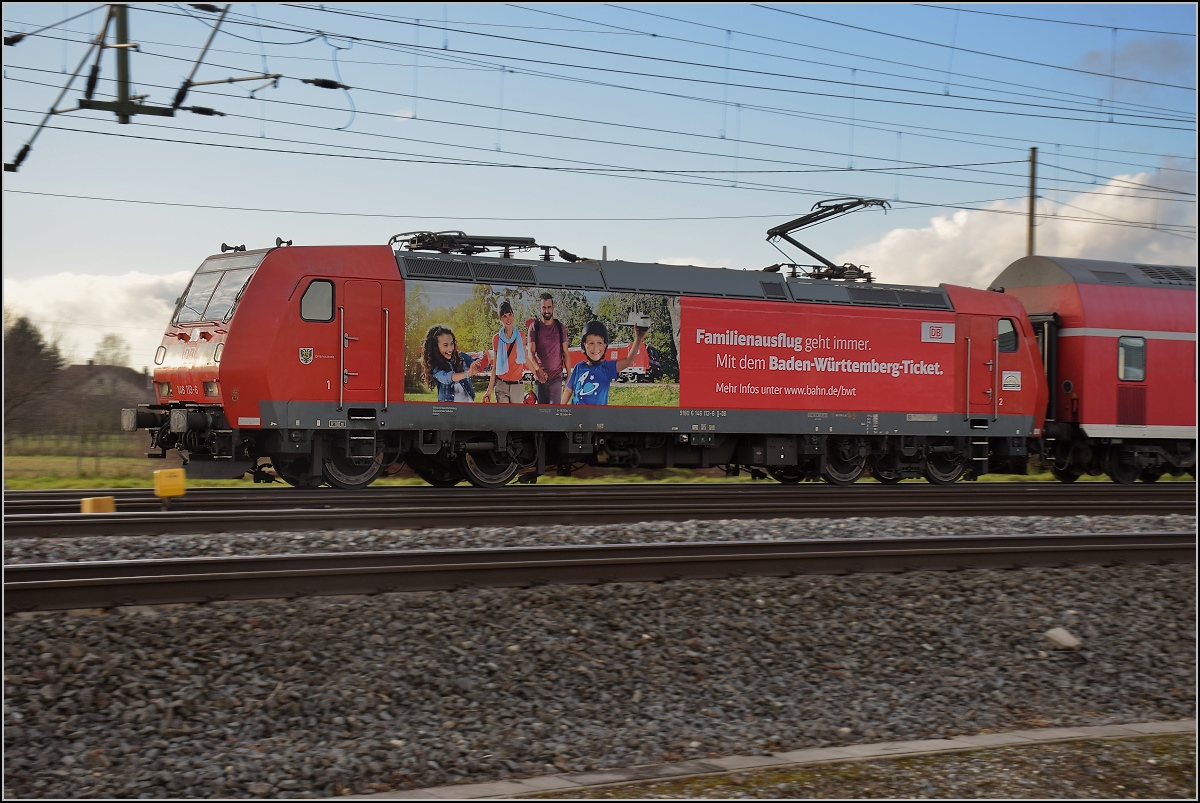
[299, 348, 314, 365]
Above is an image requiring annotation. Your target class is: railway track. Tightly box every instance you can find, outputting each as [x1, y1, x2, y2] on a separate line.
[5, 531, 1193, 613]
[3, 484, 1194, 540]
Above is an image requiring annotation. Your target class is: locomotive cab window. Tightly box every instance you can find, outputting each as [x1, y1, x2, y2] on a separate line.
[300, 279, 334, 322]
[1118, 336, 1145, 381]
[174, 266, 256, 323]
[203, 268, 255, 321]
[997, 318, 1019, 353]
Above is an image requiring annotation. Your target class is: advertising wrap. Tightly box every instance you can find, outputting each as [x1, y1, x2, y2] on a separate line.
[679, 298, 957, 412]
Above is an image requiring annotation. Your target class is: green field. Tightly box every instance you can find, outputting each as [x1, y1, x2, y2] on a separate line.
[403, 382, 679, 406]
[6, 449, 1191, 491]
[5, 428, 1191, 490]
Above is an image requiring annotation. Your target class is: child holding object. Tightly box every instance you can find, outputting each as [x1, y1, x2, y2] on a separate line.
[420, 324, 482, 402]
[562, 319, 648, 405]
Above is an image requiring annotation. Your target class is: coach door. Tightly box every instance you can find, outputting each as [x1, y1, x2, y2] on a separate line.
[341, 280, 382, 394]
[965, 316, 997, 421]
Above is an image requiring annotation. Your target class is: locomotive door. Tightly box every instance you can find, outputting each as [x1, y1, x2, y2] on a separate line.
[341, 280, 382, 392]
[966, 316, 997, 419]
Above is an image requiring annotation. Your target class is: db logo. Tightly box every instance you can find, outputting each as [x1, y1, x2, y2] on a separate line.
[922, 322, 955, 343]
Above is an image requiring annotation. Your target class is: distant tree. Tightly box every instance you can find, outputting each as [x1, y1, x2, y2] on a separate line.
[3, 312, 65, 438]
[92, 333, 131, 367]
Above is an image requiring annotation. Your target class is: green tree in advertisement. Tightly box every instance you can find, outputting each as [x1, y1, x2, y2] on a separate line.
[593, 292, 678, 382]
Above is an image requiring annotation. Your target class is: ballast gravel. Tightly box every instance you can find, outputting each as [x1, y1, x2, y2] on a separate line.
[3, 513, 1194, 564]
[3, 514, 1194, 799]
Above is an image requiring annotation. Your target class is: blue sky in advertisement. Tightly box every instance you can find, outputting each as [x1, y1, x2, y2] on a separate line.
[2, 3, 1195, 370]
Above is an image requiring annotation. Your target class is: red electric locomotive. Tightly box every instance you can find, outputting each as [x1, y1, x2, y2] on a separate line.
[122, 214, 1194, 488]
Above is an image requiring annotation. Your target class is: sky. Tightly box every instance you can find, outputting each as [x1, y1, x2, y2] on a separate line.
[2, 3, 1195, 371]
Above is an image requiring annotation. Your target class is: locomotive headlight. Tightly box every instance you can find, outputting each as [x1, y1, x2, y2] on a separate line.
[157, 382, 172, 398]
[203, 381, 219, 397]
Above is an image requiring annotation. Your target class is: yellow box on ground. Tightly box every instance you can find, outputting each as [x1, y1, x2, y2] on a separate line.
[153, 468, 187, 498]
[80, 496, 116, 513]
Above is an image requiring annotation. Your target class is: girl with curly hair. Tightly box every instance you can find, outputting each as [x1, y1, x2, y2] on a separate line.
[420, 324, 482, 402]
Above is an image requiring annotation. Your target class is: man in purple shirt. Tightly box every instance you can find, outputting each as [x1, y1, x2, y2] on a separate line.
[527, 292, 570, 405]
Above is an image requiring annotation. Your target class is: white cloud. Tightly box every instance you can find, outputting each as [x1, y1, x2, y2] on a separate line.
[3, 271, 192, 370]
[1080, 38, 1195, 85]
[835, 170, 1197, 289]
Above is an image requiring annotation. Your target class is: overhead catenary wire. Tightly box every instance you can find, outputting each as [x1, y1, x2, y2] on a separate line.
[4, 7, 1192, 241]
[129, 5, 1195, 130]
[914, 5, 1197, 38]
[754, 4, 1197, 91]
[8, 54, 1194, 200]
[284, 7, 1194, 126]
[230, 11, 1200, 158]
[524, 4, 1191, 121]
[293, 2, 1196, 123]
[6, 67, 1195, 209]
[6, 188, 1193, 240]
[1, 3, 106, 46]
[7, 108, 1195, 233]
[8, 23, 1195, 173]
[7, 80, 1194, 204]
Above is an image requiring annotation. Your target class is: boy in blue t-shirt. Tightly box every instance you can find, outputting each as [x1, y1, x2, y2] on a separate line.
[562, 320, 647, 405]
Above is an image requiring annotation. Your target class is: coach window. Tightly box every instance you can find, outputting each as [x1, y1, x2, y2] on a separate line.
[1118, 336, 1145, 381]
[300, 280, 335, 322]
[997, 318, 1019, 352]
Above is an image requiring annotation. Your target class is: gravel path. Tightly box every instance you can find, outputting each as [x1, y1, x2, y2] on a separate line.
[4, 513, 1193, 564]
[531, 734, 1196, 799]
[4, 520, 1194, 799]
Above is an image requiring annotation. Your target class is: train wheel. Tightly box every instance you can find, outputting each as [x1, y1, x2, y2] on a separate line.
[823, 438, 866, 485]
[1050, 464, 1082, 483]
[1104, 447, 1139, 485]
[322, 452, 384, 490]
[408, 454, 464, 487]
[275, 457, 324, 489]
[768, 467, 804, 484]
[922, 443, 967, 485]
[458, 450, 520, 488]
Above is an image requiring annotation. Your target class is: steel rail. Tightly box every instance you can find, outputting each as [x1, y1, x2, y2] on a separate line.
[6, 482, 1195, 512]
[4, 532, 1193, 613]
[5, 492, 1194, 540]
[3, 483, 1194, 527]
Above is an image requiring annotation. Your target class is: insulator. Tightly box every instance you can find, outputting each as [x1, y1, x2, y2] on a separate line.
[303, 78, 349, 90]
[85, 63, 100, 100]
